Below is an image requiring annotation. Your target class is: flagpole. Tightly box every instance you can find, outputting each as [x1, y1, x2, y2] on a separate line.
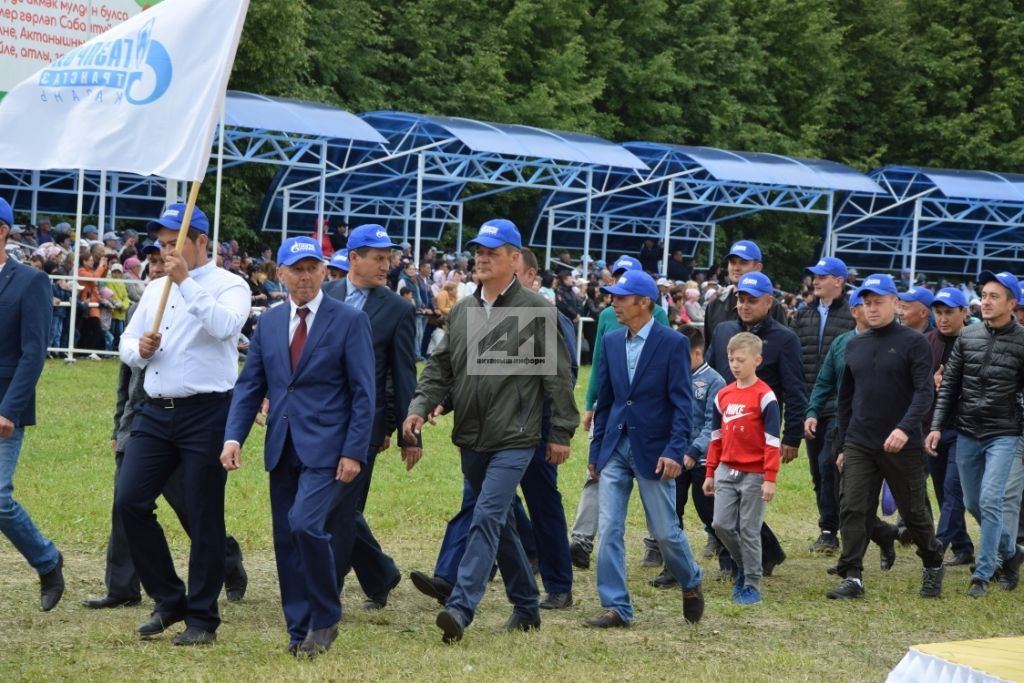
[65, 168, 87, 361]
[151, 180, 202, 332]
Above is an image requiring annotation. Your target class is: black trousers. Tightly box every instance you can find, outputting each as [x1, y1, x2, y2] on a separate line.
[105, 451, 244, 601]
[115, 395, 230, 632]
[328, 444, 400, 596]
[837, 442, 943, 579]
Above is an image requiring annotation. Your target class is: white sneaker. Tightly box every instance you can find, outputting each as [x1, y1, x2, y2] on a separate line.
[87, 353, 102, 361]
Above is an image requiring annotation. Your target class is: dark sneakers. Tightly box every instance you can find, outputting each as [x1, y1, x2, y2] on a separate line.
[826, 578, 865, 600]
[640, 545, 663, 568]
[682, 584, 705, 624]
[944, 551, 975, 567]
[173, 627, 217, 646]
[919, 566, 944, 598]
[998, 544, 1024, 591]
[967, 578, 988, 598]
[570, 539, 592, 570]
[810, 531, 839, 554]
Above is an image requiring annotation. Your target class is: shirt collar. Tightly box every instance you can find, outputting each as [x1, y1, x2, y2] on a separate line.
[345, 275, 368, 295]
[290, 289, 323, 318]
[629, 316, 656, 341]
[189, 260, 217, 278]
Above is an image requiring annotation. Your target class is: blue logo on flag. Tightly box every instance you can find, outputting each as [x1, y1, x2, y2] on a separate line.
[37, 18, 172, 106]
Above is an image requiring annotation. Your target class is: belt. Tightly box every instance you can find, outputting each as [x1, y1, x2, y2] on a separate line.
[146, 391, 231, 409]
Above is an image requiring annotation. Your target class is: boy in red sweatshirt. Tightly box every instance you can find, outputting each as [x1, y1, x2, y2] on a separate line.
[703, 332, 781, 605]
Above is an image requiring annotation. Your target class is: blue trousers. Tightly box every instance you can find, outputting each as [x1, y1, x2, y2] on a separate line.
[434, 439, 572, 594]
[445, 447, 539, 626]
[956, 433, 1019, 583]
[0, 427, 60, 575]
[270, 440, 342, 645]
[933, 430, 974, 556]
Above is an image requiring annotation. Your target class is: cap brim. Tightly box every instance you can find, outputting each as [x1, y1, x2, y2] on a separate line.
[735, 286, 770, 297]
[859, 286, 894, 296]
[727, 251, 759, 261]
[351, 239, 400, 250]
[467, 236, 512, 249]
[601, 284, 632, 296]
[896, 292, 919, 302]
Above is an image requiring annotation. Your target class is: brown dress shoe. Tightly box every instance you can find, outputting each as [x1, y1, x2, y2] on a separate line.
[582, 610, 628, 628]
[682, 584, 705, 624]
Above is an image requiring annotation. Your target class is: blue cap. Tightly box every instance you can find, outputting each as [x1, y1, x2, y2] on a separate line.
[859, 273, 898, 296]
[735, 271, 774, 298]
[466, 218, 522, 250]
[600, 270, 659, 301]
[277, 236, 323, 267]
[726, 240, 762, 262]
[147, 203, 210, 234]
[327, 249, 350, 271]
[347, 224, 398, 250]
[978, 270, 1022, 304]
[848, 289, 863, 307]
[595, 259, 606, 268]
[0, 197, 12, 227]
[140, 241, 160, 256]
[1018, 281, 1024, 306]
[806, 256, 848, 279]
[82, 224, 98, 236]
[610, 255, 641, 275]
[898, 286, 935, 307]
[932, 287, 968, 309]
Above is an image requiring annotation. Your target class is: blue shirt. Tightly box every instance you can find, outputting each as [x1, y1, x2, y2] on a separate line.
[344, 276, 369, 311]
[625, 317, 655, 383]
[817, 302, 829, 353]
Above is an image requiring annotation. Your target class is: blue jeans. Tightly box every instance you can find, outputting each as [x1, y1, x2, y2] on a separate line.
[1003, 440, 1024, 552]
[0, 427, 60, 574]
[934, 430, 974, 556]
[956, 433, 1018, 582]
[597, 437, 702, 623]
[445, 447, 539, 626]
[49, 316, 64, 349]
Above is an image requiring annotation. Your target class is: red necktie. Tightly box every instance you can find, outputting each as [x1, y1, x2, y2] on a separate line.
[290, 306, 309, 371]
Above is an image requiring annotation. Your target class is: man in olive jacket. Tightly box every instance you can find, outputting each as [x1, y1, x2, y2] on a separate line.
[927, 271, 1024, 598]
[403, 219, 579, 644]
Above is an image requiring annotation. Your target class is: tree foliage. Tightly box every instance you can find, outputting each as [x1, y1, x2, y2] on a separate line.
[222, 0, 1024, 282]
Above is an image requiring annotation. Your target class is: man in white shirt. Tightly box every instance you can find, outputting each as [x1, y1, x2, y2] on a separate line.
[116, 203, 250, 646]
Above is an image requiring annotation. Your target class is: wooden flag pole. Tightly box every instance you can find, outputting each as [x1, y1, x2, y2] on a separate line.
[151, 180, 203, 333]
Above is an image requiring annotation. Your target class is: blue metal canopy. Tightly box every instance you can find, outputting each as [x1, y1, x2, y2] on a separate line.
[258, 110, 648, 253]
[831, 165, 1024, 277]
[528, 142, 883, 269]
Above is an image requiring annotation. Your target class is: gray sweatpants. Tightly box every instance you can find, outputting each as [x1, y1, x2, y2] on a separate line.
[711, 464, 767, 590]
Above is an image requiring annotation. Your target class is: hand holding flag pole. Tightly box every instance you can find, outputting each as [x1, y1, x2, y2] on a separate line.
[151, 180, 202, 333]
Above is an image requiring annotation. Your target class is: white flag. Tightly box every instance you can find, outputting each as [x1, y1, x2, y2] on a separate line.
[0, 0, 249, 181]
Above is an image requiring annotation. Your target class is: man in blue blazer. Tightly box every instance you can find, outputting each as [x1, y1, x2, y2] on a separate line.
[221, 237, 375, 657]
[0, 197, 65, 611]
[323, 224, 418, 609]
[585, 269, 705, 628]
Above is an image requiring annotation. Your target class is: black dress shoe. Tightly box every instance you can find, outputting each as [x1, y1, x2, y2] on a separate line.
[504, 611, 541, 632]
[582, 610, 627, 628]
[137, 611, 185, 637]
[224, 563, 248, 602]
[173, 626, 217, 646]
[999, 544, 1024, 591]
[944, 552, 975, 567]
[649, 569, 679, 589]
[539, 591, 573, 609]
[410, 571, 452, 606]
[826, 564, 840, 576]
[569, 540, 591, 570]
[363, 573, 401, 610]
[83, 595, 142, 609]
[299, 623, 338, 657]
[436, 609, 465, 644]
[682, 584, 705, 624]
[39, 552, 65, 612]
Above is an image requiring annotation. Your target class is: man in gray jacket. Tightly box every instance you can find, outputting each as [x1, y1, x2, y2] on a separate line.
[402, 219, 579, 644]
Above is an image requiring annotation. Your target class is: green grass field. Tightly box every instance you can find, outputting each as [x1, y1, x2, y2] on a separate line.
[1, 360, 1021, 682]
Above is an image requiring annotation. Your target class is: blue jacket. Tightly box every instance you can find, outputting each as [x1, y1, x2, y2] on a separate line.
[707, 314, 806, 448]
[0, 259, 52, 427]
[590, 321, 693, 480]
[686, 362, 726, 464]
[225, 295, 376, 470]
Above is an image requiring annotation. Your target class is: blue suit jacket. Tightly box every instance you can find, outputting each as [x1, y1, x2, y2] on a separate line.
[589, 321, 693, 480]
[0, 259, 52, 427]
[225, 296, 376, 471]
[323, 278, 418, 448]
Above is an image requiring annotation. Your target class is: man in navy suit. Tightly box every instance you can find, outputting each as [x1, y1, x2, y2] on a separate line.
[585, 269, 705, 628]
[0, 197, 65, 611]
[221, 237, 375, 657]
[323, 224, 418, 609]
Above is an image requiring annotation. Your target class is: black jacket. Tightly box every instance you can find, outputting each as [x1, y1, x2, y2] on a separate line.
[839, 321, 934, 451]
[930, 318, 1024, 439]
[707, 314, 807, 448]
[704, 284, 788, 348]
[790, 295, 856, 419]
